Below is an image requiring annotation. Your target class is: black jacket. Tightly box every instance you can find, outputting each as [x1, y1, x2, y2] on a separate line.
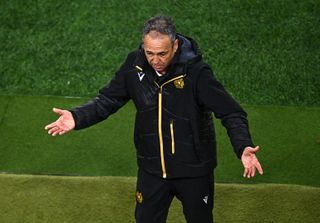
[70, 34, 254, 179]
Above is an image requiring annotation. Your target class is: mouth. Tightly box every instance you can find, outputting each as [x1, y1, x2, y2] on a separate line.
[153, 65, 163, 70]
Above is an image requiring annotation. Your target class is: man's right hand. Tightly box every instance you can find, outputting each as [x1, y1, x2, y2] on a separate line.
[45, 108, 75, 136]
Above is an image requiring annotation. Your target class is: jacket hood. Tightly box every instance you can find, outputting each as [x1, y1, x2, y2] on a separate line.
[173, 33, 202, 65]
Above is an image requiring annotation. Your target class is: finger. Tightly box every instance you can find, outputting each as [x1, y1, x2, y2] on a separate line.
[45, 122, 56, 130]
[48, 126, 60, 135]
[48, 126, 56, 134]
[57, 128, 68, 136]
[251, 165, 256, 177]
[243, 168, 247, 177]
[52, 128, 64, 136]
[249, 146, 260, 153]
[254, 146, 260, 152]
[53, 108, 65, 115]
[243, 167, 249, 178]
[255, 161, 264, 175]
[59, 130, 67, 135]
[247, 167, 252, 178]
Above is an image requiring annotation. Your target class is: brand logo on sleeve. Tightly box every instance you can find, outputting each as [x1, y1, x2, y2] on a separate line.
[203, 195, 208, 204]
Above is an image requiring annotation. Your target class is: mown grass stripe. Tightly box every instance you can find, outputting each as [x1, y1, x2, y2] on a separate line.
[0, 95, 320, 187]
[0, 174, 319, 223]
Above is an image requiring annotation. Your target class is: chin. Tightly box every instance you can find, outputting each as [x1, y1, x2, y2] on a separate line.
[158, 70, 166, 75]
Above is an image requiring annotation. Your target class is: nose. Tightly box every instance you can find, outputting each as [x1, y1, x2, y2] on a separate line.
[152, 56, 160, 64]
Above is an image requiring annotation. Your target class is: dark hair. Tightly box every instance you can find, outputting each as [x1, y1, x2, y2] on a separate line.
[142, 15, 176, 43]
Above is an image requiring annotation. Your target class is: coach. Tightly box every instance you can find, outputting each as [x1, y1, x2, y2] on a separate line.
[45, 15, 263, 223]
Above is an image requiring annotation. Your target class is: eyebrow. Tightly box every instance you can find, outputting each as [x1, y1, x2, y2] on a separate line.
[145, 50, 168, 55]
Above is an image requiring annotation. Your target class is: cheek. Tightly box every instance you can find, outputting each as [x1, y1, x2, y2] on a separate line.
[146, 56, 153, 63]
[162, 56, 171, 64]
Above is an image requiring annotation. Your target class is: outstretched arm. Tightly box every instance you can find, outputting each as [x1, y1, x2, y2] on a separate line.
[241, 146, 263, 178]
[195, 65, 264, 178]
[45, 108, 75, 136]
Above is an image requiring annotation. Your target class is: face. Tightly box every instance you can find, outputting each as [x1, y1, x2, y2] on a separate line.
[143, 31, 178, 75]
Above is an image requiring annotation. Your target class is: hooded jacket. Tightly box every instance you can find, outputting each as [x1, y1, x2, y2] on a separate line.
[70, 34, 254, 179]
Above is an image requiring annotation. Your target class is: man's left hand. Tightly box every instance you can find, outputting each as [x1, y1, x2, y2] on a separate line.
[241, 146, 263, 178]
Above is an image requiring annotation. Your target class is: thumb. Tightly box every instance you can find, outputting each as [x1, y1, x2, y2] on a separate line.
[244, 146, 260, 155]
[250, 146, 260, 153]
[52, 108, 65, 115]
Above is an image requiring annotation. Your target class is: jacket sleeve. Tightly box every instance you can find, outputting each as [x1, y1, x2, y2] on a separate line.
[196, 65, 254, 158]
[69, 55, 132, 130]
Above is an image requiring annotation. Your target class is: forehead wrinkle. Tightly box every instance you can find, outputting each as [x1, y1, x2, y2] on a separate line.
[143, 34, 172, 54]
[144, 45, 169, 54]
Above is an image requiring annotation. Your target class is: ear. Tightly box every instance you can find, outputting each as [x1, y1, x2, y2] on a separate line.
[173, 39, 179, 53]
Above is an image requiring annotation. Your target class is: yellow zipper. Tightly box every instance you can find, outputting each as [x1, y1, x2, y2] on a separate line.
[158, 88, 166, 178]
[155, 75, 185, 178]
[170, 120, 175, 155]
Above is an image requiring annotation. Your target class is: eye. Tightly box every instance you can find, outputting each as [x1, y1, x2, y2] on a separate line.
[146, 51, 154, 56]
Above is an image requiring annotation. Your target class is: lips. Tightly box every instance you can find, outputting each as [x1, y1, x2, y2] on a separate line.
[153, 65, 163, 70]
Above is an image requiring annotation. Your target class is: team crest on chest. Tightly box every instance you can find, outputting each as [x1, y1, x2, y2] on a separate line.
[174, 78, 185, 89]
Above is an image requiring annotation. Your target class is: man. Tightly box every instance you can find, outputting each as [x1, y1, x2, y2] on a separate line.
[45, 15, 263, 223]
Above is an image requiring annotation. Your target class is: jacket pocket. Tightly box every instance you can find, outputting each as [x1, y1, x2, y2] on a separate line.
[163, 110, 200, 164]
[175, 137, 199, 164]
